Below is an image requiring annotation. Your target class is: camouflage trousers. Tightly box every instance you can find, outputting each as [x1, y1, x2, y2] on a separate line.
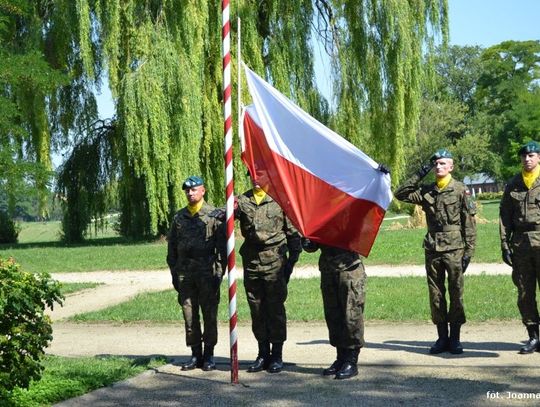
[512, 245, 540, 326]
[425, 249, 466, 325]
[243, 253, 288, 343]
[321, 264, 366, 349]
[176, 269, 220, 347]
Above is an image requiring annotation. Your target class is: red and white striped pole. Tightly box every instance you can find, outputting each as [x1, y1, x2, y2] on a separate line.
[222, 0, 239, 384]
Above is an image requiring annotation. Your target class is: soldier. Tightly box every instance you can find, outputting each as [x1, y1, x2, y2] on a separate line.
[236, 177, 302, 373]
[302, 240, 366, 380]
[166, 176, 225, 371]
[500, 141, 540, 354]
[394, 149, 476, 354]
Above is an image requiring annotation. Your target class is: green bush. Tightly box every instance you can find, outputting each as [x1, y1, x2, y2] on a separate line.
[0, 211, 20, 244]
[0, 257, 63, 398]
[476, 191, 503, 200]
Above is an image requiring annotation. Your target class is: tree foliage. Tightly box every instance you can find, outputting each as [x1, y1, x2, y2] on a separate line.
[2, 0, 449, 240]
[475, 40, 540, 179]
[0, 257, 63, 396]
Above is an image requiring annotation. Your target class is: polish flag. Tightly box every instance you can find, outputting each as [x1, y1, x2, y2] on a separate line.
[241, 65, 392, 256]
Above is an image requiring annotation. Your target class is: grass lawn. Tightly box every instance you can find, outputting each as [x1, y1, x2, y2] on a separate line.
[4, 355, 166, 407]
[1, 200, 502, 273]
[71, 275, 521, 323]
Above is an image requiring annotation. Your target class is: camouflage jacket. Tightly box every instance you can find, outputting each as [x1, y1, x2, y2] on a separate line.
[166, 201, 226, 275]
[303, 240, 362, 273]
[236, 190, 302, 259]
[394, 173, 476, 256]
[500, 173, 540, 250]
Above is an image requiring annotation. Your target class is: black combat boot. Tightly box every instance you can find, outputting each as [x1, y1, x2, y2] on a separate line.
[181, 344, 203, 371]
[202, 345, 216, 371]
[449, 323, 463, 354]
[323, 347, 344, 376]
[267, 342, 284, 373]
[335, 348, 359, 380]
[519, 325, 540, 354]
[247, 341, 270, 373]
[429, 323, 450, 354]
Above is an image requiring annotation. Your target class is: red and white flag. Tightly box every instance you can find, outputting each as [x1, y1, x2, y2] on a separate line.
[241, 65, 392, 256]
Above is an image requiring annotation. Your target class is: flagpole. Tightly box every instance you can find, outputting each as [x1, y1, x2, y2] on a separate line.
[222, 0, 239, 384]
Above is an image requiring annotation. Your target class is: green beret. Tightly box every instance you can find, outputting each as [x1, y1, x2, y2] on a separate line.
[430, 148, 453, 162]
[518, 141, 540, 156]
[182, 175, 204, 190]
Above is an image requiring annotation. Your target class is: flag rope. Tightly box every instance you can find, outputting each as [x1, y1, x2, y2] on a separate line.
[222, 0, 238, 384]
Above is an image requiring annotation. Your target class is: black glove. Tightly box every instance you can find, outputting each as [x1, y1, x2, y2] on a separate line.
[378, 163, 391, 174]
[301, 238, 319, 253]
[213, 274, 223, 291]
[417, 161, 434, 179]
[171, 272, 179, 292]
[502, 249, 513, 267]
[283, 261, 294, 284]
[461, 256, 471, 273]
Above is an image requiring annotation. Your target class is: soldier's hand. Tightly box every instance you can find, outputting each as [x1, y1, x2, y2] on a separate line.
[283, 261, 294, 284]
[417, 161, 434, 179]
[461, 256, 471, 273]
[213, 274, 223, 291]
[301, 238, 319, 253]
[378, 163, 391, 174]
[171, 273, 179, 292]
[502, 249, 513, 267]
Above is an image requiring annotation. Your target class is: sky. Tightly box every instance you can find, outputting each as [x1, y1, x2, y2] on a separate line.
[97, 1, 540, 119]
[448, 0, 539, 47]
[313, 0, 540, 103]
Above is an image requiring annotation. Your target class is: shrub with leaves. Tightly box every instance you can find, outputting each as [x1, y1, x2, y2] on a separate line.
[0, 257, 63, 396]
[0, 211, 20, 244]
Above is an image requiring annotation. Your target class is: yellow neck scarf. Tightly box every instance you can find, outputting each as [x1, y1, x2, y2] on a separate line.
[436, 174, 452, 190]
[187, 199, 204, 215]
[253, 187, 266, 205]
[522, 166, 540, 189]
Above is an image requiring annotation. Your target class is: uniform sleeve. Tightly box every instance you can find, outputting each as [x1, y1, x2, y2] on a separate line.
[394, 173, 424, 205]
[283, 214, 302, 261]
[166, 216, 178, 271]
[499, 184, 513, 252]
[460, 188, 476, 257]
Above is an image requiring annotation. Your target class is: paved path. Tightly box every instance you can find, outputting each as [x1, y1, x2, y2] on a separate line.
[47, 264, 540, 407]
[50, 321, 540, 407]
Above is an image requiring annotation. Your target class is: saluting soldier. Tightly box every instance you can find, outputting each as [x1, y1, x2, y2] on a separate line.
[500, 141, 540, 354]
[236, 176, 302, 374]
[166, 176, 225, 371]
[394, 149, 476, 354]
[302, 240, 366, 380]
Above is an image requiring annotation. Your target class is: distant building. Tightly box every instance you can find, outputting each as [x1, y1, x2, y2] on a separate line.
[463, 173, 501, 197]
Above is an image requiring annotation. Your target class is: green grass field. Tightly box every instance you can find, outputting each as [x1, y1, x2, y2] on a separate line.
[0, 200, 502, 273]
[4, 355, 166, 407]
[71, 275, 520, 323]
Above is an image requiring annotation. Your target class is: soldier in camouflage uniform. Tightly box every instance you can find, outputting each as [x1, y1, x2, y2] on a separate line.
[500, 141, 540, 354]
[394, 149, 476, 354]
[166, 176, 225, 371]
[236, 179, 302, 374]
[302, 240, 366, 380]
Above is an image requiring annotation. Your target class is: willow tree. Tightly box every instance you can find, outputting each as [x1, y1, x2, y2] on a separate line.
[321, 0, 449, 182]
[59, 0, 325, 239]
[0, 0, 100, 222]
[50, 0, 447, 240]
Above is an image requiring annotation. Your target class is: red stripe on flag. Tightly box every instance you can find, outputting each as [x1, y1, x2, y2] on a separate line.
[243, 112, 385, 257]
